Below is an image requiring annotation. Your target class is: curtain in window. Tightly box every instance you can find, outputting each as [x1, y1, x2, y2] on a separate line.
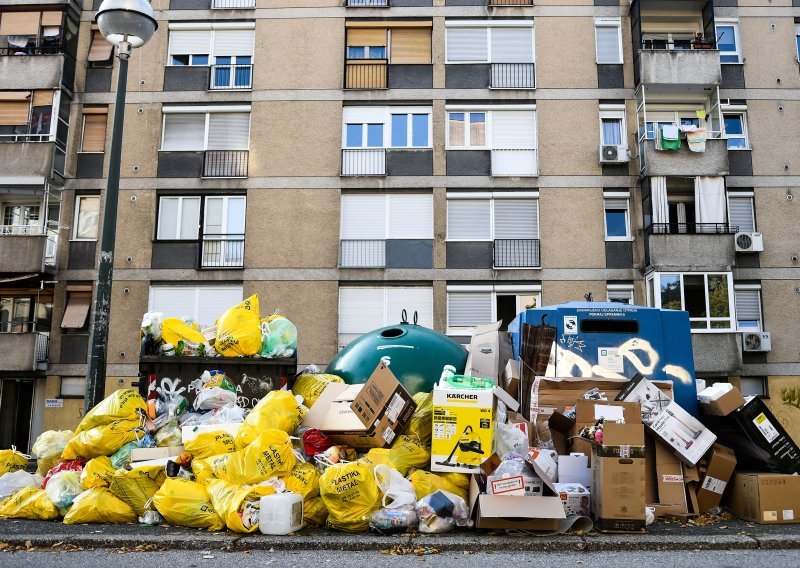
[651, 176, 669, 224]
[694, 176, 726, 226]
[602, 119, 622, 145]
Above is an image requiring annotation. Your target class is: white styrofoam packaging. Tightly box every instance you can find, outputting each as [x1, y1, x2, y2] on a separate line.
[181, 422, 241, 444]
[558, 453, 592, 488]
[554, 482, 591, 517]
[648, 401, 716, 466]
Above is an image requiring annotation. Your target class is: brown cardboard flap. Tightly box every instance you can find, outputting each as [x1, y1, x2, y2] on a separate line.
[604, 422, 645, 447]
[351, 362, 416, 428]
[575, 399, 643, 426]
[302, 382, 353, 428]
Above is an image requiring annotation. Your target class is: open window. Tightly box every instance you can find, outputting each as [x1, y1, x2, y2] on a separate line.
[446, 285, 541, 335]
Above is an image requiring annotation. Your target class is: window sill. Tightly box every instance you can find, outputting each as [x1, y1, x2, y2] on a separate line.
[720, 61, 743, 65]
[58, 394, 85, 399]
[605, 237, 633, 242]
[69, 239, 98, 243]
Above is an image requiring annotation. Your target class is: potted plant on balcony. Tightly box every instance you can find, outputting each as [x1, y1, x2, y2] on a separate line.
[692, 33, 713, 50]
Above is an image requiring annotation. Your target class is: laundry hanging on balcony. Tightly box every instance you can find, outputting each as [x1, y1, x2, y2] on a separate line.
[657, 124, 681, 151]
[681, 125, 707, 153]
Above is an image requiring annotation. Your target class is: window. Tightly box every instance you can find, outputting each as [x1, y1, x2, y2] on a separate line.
[595, 19, 622, 64]
[156, 196, 200, 240]
[345, 26, 431, 64]
[80, 108, 108, 153]
[161, 107, 251, 151]
[338, 287, 433, 348]
[647, 272, 734, 331]
[347, 46, 386, 60]
[723, 112, 748, 149]
[447, 285, 541, 334]
[734, 285, 762, 331]
[73, 195, 100, 240]
[600, 106, 626, 147]
[607, 285, 634, 305]
[447, 193, 539, 241]
[448, 112, 486, 148]
[0, 90, 57, 142]
[204, 196, 246, 237]
[445, 21, 534, 64]
[341, 194, 433, 240]
[149, 285, 243, 326]
[342, 107, 432, 149]
[0, 10, 64, 55]
[604, 196, 630, 240]
[61, 290, 91, 330]
[60, 377, 85, 398]
[716, 22, 741, 63]
[0, 296, 31, 333]
[391, 114, 429, 148]
[168, 24, 254, 67]
[2, 203, 40, 227]
[87, 29, 113, 65]
[727, 192, 755, 233]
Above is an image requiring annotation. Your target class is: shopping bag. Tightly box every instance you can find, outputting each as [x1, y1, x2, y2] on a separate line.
[44, 471, 83, 511]
[152, 478, 224, 530]
[63, 487, 137, 524]
[237, 390, 302, 446]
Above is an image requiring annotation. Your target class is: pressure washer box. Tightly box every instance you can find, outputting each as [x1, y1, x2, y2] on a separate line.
[431, 384, 496, 474]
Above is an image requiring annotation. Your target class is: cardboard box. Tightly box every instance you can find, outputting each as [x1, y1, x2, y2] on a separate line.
[697, 384, 745, 417]
[431, 383, 495, 473]
[503, 359, 521, 399]
[302, 363, 417, 449]
[648, 400, 716, 466]
[487, 473, 543, 496]
[654, 439, 688, 515]
[558, 453, 592, 488]
[181, 422, 240, 444]
[729, 473, 800, 524]
[464, 321, 513, 384]
[130, 446, 185, 462]
[527, 448, 558, 482]
[616, 373, 673, 425]
[695, 444, 737, 513]
[554, 482, 591, 517]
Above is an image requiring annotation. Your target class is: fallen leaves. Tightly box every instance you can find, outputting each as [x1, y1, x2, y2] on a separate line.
[381, 545, 440, 556]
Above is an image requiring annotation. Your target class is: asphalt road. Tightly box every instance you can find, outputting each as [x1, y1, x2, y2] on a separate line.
[1, 549, 799, 568]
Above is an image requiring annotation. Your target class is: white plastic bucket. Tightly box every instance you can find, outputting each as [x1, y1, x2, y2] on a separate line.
[259, 493, 303, 535]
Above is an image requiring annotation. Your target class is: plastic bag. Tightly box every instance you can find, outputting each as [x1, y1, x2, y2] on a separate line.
[260, 317, 298, 358]
[43, 459, 84, 488]
[292, 373, 343, 408]
[81, 456, 116, 489]
[184, 430, 238, 460]
[320, 461, 381, 532]
[301, 428, 333, 459]
[201, 429, 296, 485]
[0, 486, 59, 520]
[109, 466, 164, 516]
[155, 419, 182, 447]
[303, 496, 328, 528]
[406, 392, 433, 445]
[192, 370, 237, 411]
[44, 471, 83, 511]
[109, 432, 155, 469]
[151, 378, 188, 423]
[407, 470, 468, 503]
[162, 317, 205, 349]
[152, 478, 224, 530]
[215, 294, 262, 357]
[373, 464, 416, 509]
[141, 312, 164, 341]
[207, 479, 274, 533]
[238, 390, 302, 446]
[180, 406, 246, 428]
[415, 490, 469, 534]
[386, 436, 431, 476]
[0, 470, 44, 501]
[370, 504, 418, 534]
[191, 457, 215, 486]
[32, 430, 73, 476]
[281, 462, 320, 500]
[495, 421, 529, 458]
[72, 389, 146, 436]
[62, 488, 137, 524]
[0, 447, 29, 477]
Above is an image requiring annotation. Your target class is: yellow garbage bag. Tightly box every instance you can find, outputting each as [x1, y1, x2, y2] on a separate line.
[0, 446, 29, 477]
[320, 461, 381, 532]
[281, 462, 320, 500]
[61, 419, 142, 461]
[407, 392, 433, 445]
[32, 430, 73, 476]
[63, 487, 137, 525]
[161, 317, 205, 347]
[109, 465, 165, 516]
[291, 373, 343, 408]
[407, 470, 468, 503]
[152, 478, 224, 530]
[303, 496, 328, 528]
[206, 479, 274, 534]
[215, 294, 262, 357]
[191, 458, 215, 486]
[204, 429, 296, 485]
[0, 487, 59, 520]
[442, 472, 470, 490]
[386, 435, 431, 476]
[81, 456, 117, 489]
[237, 390, 301, 446]
[73, 389, 146, 435]
[184, 430, 238, 460]
[358, 448, 392, 470]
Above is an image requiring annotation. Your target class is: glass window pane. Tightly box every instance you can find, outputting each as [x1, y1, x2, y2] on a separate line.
[204, 198, 223, 234]
[391, 114, 407, 147]
[226, 197, 246, 234]
[470, 113, 486, 146]
[605, 208, 628, 237]
[193, 54, 209, 66]
[76, 196, 99, 239]
[683, 274, 707, 318]
[724, 115, 743, 135]
[158, 197, 179, 239]
[367, 124, 383, 147]
[412, 114, 428, 147]
[601, 118, 622, 145]
[347, 46, 364, 59]
[680, 117, 699, 128]
[172, 54, 189, 65]
[215, 56, 232, 65]
[449, 113, 465, 146]
[660, 274, 681, 310]
[727, 138, 746, 149]
[717, 26, 736, 52]
[179, 198, 200, 240]
[369, 46, 386, 59]
[707, 275, 730, 318]
[237, 56, 252, 64]
[346, 124, 362, 147]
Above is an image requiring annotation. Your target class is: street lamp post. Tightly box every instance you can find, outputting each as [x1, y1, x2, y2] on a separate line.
[85, 0, 157, 412]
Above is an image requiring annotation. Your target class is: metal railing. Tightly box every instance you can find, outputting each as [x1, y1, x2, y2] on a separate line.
[491, 148, 538, 176]
[0, 133, 52, 143]
[201, 235, 245, 268]
[34, 332, 50, 369]
[490, 63, 535, 89]
[209, 64, 253, 90]
[0, 45, 65, 56]
[641, 39, 717, 51]
[341, 148, 387, 176]
[212, 0, 256, 8]
[0, 224, 48, 236]
[339, 240, 386, 268]
[344, 61, 388, 89]
[648, 223, 738, 235]
[489, 0, 534, 5]
[203, 150, 249, 178]
[346, 0, 390, 5]
[494, 239, 540, 268]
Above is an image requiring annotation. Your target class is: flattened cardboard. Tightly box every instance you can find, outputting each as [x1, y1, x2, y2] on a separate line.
[654, 440, 688, 515]
[503, 359, 521, 399]
[465, 321, 513, 384]
[697, 385, 745, 417]
[729, 473, 800, 524]
[696, 444, 737, 513]
[558, 453, 592, 488]
[615, 374, 673, 425]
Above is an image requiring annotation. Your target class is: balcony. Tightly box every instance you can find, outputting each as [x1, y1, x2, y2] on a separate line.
[494, 239, 540, 269]
[345, 61, 388, 89]
[201, 235, 245, 268]
[0, 141, 55, 179]
[203, 150, 249, 178]
[340, 240, 386, 268]
[0, 52, 64, 90]
[0, 332, 49, 372]
[640, 138, 728, 177]
[638, 48, 721, 89]
[212, 0, 256, 8]
[489, 0, 534, 4]
[341, 148, 386, 176]
[209, 64, 253, 91]
[346, 0, 390, 5]
[491, 149, 538, 177]
[692, 332, 742, 376]
[646, 224, 737, 272]
[0, 226, 57, 273]
[490, 63, 535, 89]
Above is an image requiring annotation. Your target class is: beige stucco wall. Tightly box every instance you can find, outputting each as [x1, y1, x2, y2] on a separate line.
[762, 376, 800, 444]
[542, 280, 607, 306]
[106, 281, 150, 367]
[754, 187, 800, 268]
[114, 190, 155, 270]
[119, 102, 163, 179]
[40, 376, 84, 433]
[433, 187, 447, 269]
[539, 188, 605, 269]
[535, 17, 597, 89]
[760, 280, 800, 364]
[747, 100, 800, 177]
[740, 17, 800, 90]
[538, 99, 602, 176]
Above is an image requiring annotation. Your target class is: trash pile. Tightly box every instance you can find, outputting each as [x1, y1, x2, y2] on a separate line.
[141, 294, 297, 359]
[2, 307, 799, 534]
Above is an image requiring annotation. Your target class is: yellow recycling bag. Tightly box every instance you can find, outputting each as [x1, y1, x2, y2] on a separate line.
[191, 458, 215, 486]
[206, 479, 274, 534]
[281, 462, 320, 500]
[291, 373, 343, 408]
[184, 430, 238, 460]
[386, 435, 431, 476]
[32, 430, 73, 476]
[303, 496, 328, 528]
[81, 456, 117, 489]
[320, 461, 381, 532]
[152, 478, 224, 530]
[109, 465, 165, 516]
[204, 429, 296, 485]
[61, 419, 142, 460]
[407, 392, 433, 445]
[63, 487, 138, 525]
[0, 446, 29, 477]
[237, 390, 301, 446]
[161, 318, 205, 347]
[73, 389, 146, 435]
[407, 470, 468, 503]
[0, 487, 59, 520]
[215, 294, 262, 357]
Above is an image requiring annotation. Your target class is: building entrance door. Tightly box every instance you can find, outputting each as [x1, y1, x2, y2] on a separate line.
[0, 379, 35, 452]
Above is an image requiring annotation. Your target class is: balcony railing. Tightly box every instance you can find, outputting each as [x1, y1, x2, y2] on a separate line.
[203, 150, 249, 178]
[641, 39, 716, 51]
[346, 0, 390, 5]
[648, 223, 738, 235]
[494, 239, 540, 268]
[0, 134, 52, 143]
[201, 235, 245, 268]
[209, 64, 253, 90]
[345, 61, 388, 89]
[489, 0, 534, 6]
[490, 63, 535, 89]
[0, 224, 48, 236]
[0, 45, 65, 56]
[34, 332, 50, 370]
[491, 148, 538, 176]
[341, 148, 387, 176]
[212, 0, 256, 8]
[339, 240, 386, 268]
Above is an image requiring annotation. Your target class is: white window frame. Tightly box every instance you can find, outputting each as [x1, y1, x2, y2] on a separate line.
[160, 105, 252, 151]
[148, 285, 243, 326]
[734, 283, 763, 332]
[341, 106, 433, 149]
[646, 272, 735, 333]
[389, 112, 432, 148]
[445, 191, 540, 242]
[60, 377, 86, 398]
[796, 23, 800, 62]
[599, 106, 627, 147]
[156, 196, 201, 241]
[603, 192, 631, 241]
[722, 109, 749, 150]
[446, 284, 542, 336]
[203, 195, 247, 237]
[595, 18, 623, 64]
[727, 190, 756, 233]
[444, 20, 535, 65]
[446, 111, 489, 149]
[167, 22, 256, 66]
[72, 195, 100, 241]
[715, 20, 741, 64]
[444, 105, 537, 151]
[607, 284, 635, 305]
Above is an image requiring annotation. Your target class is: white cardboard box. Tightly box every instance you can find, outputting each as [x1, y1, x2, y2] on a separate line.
[558, 453, 592, 488]
[554, 482, 591, 517]
[649, 401, 716, 466]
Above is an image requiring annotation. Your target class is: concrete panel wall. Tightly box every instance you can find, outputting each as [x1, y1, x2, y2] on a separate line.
[761, 280, 800, 363]
[641, 138, 729, 177]
[692, 333, 743, 376]
[152, 242, 199, 269]
[740, 16, 800, 89]
[648, 233, 736, 272]
[0, 55, 63, 90]
[538, 100, 601, 176]
[0, 237, 46, 274]
[0, 143, 54, 179]
[41, 375, 84, 432]
[539, 188, 605, 269]
[0, 334, 37, 372]
[446, 150, 491, 176]
[389, 65, 434, 89]
[535, 17, 597, 89]
[386, 240, 434, 269]
[754, 187, 800, 268]
[638, 50, 721, 87]
[747, 101, 800, 177]
[542, 280, 607, 306]
[446, 242, 492, 269]
[387, 149, 433, 176]
[163, 66, 210, 92]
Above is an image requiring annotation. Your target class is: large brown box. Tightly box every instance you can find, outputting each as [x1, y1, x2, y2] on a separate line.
[729, 473, 800, 524]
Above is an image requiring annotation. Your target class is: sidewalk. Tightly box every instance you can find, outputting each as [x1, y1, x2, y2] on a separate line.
[1, 519, 799, 553]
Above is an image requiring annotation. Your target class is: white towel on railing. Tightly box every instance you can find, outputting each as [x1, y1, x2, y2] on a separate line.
[661, 124, 680, 140]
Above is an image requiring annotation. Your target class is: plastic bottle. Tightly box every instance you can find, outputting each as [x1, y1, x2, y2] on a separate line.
[439, 365, 456, 385]
[259, 493, 303, 535]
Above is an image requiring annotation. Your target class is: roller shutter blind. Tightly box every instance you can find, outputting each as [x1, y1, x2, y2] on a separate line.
[596, 25, 621, 63]
[32, 90, 54, 107]
[448, 293, 493, 328]
[0, 12, 41, 36]
[87, 30, 113, 62]
[387, 194, 433, 239]
[728, 196, 754, 233]
[82, 113, 108, 152]
[492, 111, 536, 148]
[41, 11, 62, 27]
[340, 194, 385, 240]
[347, 28, 388, 47]
[162, 114, 205, 151]
[169, 30, 212, 55]
[447, 27, 488, 62]
[390, 28, 431, 64]
[447, 199, 491, 240]
[490, 27, 533, 63]
[207, 112, 250, 150]
[494, 199, 538, 239]
[735, 289, 761, 322]
[339, 288, 385, 334]
[213, 29, 254, 57]
[149, 286, 242, 326]
[0, 95, 30, 126]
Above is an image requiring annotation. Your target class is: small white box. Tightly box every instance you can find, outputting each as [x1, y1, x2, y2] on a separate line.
[526, 448, 558, 482]
[554, 482, 591, 517]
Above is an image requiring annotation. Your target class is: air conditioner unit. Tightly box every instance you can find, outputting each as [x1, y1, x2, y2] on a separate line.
[599, 144, 630, 164]
[735, 232, 764, 253]
[743, 331, 771, 353]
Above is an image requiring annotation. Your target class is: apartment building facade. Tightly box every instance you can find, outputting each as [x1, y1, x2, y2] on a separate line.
[1, 0, 798, 450]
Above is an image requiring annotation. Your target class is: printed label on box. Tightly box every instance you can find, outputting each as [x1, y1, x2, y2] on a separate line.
[490, 476, 525, 495]
[382, 426, 396, 445]
[598, 347, 624, 373]
[564, 316, 577, 335]
[594, 404, 625, 422]
[763, 510, 778, 522]
[701, 475, 727, 495]
[753, 413, 780, 443]
[662, 474, 684, 483]
[433, 423, 445, 440]
[782, 510, 794, 521]
[385, 393, 405, 423]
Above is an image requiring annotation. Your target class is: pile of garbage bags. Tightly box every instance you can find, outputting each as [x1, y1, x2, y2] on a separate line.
[141, 294, 297, 359]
